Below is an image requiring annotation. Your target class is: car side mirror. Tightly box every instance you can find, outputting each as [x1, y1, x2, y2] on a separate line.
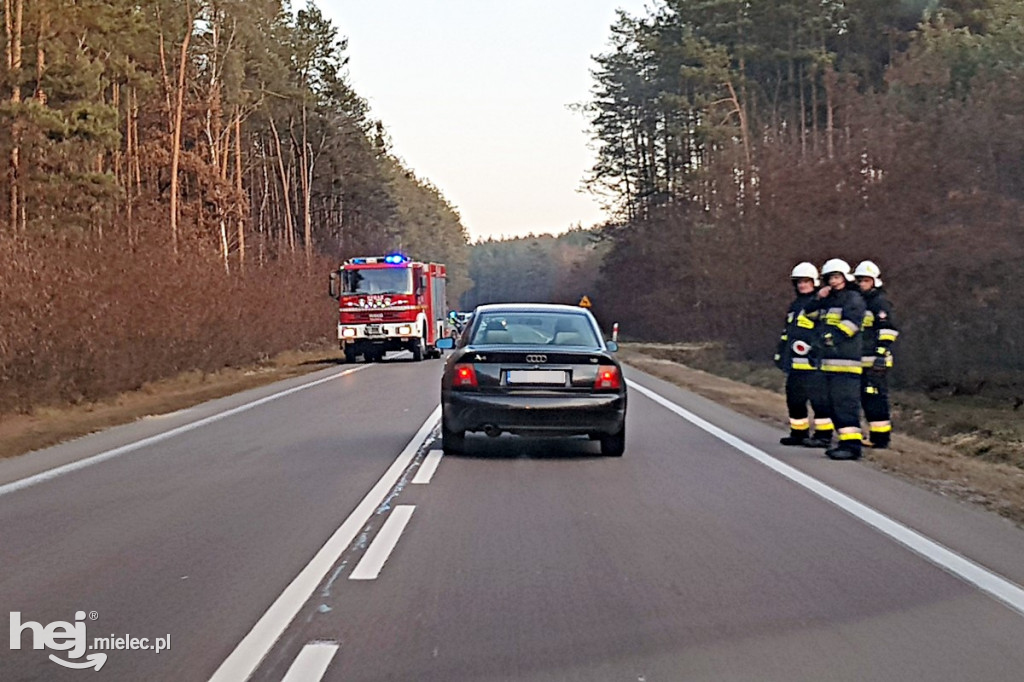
[436, 337, 455, 350]
[328, 272, 339, 299]
[605, 341, 619, 353]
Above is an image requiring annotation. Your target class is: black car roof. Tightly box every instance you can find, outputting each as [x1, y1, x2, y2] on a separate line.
[473, 303, 592, 315]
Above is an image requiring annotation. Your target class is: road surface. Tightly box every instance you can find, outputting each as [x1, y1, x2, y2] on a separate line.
[2, 354, 1023, 681]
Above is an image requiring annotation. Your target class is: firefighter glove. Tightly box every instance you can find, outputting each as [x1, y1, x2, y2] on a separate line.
[773, 353, 784, 370]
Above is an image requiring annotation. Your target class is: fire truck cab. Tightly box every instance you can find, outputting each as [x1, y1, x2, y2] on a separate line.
[329, 254, 448, 363]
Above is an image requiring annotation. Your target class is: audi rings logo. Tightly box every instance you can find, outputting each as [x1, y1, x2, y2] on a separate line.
[525, 354, 547, 364]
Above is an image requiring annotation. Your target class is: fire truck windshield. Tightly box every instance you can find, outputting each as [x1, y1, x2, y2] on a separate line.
[343, 268, 414, 295]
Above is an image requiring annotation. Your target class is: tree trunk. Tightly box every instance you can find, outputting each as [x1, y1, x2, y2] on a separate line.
[300, 103, 313, 266]
[6, 0, 23, 233]
[799, 62, 806, 158]
[235, 109, 245, 272]
[811, 64, 819, 155]
[824, 64, 836, 161]
[169, 2, 194, 254]
[269, 117, 294, 254]
[34, 7, 46, 104]
[155, 2, 176, 131]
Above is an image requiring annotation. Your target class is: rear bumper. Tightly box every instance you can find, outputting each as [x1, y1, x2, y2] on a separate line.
[443, 391, 626, 436]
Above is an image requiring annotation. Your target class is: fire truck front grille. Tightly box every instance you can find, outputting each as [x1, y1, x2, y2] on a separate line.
[342, 310, 410, 323]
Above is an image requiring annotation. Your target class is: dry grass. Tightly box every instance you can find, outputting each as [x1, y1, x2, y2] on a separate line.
[0, 346, 345, 461]
[620, 345, 1024, 528]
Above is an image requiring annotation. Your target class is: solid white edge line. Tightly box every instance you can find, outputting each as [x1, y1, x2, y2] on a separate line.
[207, 404, 441, 682]
[349, 505, 416, 580]
[280, 641, 339, 682]
[0, 365, 372, 499]
[627, 379, 1024, 619]
[411, 449, 444, 485]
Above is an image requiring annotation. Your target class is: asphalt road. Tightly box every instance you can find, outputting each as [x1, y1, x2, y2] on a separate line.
[2, 354, 1024, 681]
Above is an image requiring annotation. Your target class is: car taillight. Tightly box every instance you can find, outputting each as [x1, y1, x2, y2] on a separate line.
[594, 365, 621, 390]
[454, 364, 478, 387]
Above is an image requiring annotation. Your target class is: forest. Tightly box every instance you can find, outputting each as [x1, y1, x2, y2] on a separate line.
[459, 228, 608, 312]
[0, 1, 470, 412]
[579, 0, 1024, 393]
[5, 0, 1024, 413]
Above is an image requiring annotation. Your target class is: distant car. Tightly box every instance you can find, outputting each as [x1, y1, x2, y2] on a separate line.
[447, 311, 472, 334]
[436, 303, 627, 456]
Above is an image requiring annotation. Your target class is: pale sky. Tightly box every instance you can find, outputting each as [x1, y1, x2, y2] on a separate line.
[313, 0, 655, 242]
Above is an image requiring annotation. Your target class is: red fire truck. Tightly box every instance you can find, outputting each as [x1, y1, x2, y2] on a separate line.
[328, 254, 448, 363]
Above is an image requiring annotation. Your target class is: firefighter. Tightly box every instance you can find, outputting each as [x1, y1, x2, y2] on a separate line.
[804, 258, 866, 460]
[854, 260, 899, 449]
[775, 262, 834, 446]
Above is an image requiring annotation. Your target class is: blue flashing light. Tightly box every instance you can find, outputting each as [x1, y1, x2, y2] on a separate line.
[384, 253, 409, 264]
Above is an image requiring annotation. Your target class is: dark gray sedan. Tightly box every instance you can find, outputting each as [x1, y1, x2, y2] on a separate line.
[436, 304, 627, 456]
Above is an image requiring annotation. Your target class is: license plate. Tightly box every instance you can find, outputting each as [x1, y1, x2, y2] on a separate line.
[506, 370, 566, 385]
[365, 324, 384, 336]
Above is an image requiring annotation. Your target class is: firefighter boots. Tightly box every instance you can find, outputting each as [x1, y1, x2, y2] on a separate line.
[825, 445, 862, 460]
[780, 429, 810, 446]
[803, 432, 833, 448]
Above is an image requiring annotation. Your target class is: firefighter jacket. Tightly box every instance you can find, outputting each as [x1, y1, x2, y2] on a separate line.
[802, 287, 865, 375]
[775, 293, 819, 372]
[860, 287, 899, 370]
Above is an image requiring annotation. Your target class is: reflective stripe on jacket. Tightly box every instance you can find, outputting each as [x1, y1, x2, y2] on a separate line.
[860, 287, 899, 368]
[804, 287, 865, 374]
[775, 293, 818, 371]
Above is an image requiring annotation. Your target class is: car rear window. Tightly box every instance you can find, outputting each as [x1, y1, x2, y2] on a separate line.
[469, 312, 599, 347]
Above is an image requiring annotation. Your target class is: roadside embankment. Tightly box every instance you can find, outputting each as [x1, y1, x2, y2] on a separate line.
[0, 346, 345, 461]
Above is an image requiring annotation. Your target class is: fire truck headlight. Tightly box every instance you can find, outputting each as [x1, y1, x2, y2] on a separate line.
[342, 328, 357, 338]
[397, 325, 412, 336]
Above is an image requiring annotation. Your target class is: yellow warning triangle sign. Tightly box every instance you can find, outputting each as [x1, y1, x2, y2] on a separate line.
[578, 295, 592, 308]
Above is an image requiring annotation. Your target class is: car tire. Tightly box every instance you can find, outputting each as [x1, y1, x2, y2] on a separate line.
[600, 426, 625, 457]
[412, 336, 425, 361]
[441, 418, 464, 455]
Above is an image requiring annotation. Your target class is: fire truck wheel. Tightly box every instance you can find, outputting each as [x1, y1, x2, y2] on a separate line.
[412, 337, 425, 361]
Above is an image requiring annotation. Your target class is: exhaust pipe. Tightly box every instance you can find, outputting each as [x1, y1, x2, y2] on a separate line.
[483, 424, 502, 438]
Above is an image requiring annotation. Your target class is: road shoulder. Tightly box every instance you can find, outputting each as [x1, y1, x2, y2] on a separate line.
[619, 347, 1024, 529]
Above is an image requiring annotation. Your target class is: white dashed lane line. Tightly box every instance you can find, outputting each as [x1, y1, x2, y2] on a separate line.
[411, 449, 444, 484]
[280, 642, 339, 682]
[208, 407, 440, 682]
[350, 505, 417, 581]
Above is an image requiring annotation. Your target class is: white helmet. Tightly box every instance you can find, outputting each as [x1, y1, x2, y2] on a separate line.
[853, 260, 883, 287]
[820, 258, 854, 282]
[790, 262, 820, 286]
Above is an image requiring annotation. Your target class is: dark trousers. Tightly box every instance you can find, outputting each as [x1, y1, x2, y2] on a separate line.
[824, 372, 863, 453]
[861, 370, 892, 446]
[785, 370, 832, 436]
